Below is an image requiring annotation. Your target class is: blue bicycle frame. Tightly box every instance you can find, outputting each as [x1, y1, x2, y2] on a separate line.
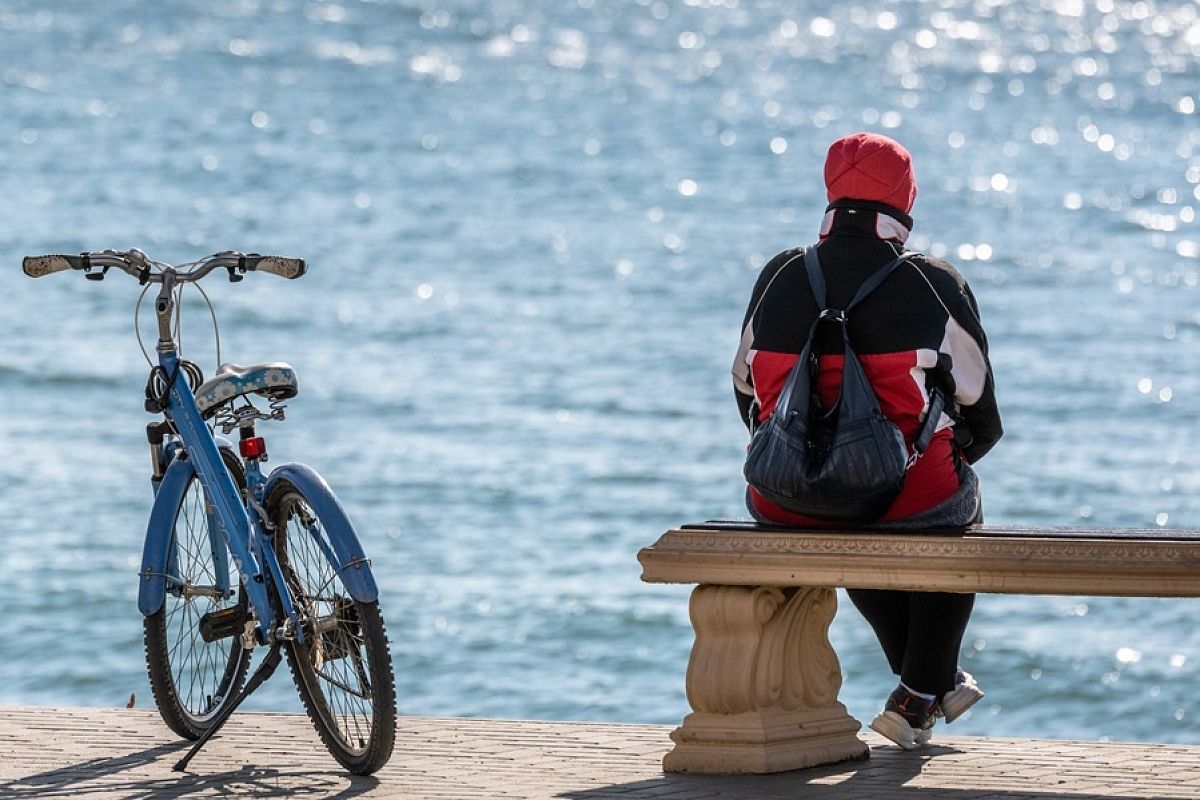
[134, 270, 378, 646]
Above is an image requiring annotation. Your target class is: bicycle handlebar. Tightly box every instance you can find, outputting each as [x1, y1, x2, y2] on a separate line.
[21, 250, 307, 283]
[22, 254, 80, 278]
[250, 255, 306, 279]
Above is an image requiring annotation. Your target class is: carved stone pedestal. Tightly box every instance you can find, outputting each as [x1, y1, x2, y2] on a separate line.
[662, 584, 868, 774]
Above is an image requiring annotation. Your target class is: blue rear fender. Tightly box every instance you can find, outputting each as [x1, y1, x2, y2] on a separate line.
[263, 462, 379, 604]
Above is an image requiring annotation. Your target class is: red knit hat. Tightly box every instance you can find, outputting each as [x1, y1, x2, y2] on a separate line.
[824, 132, 917, 214]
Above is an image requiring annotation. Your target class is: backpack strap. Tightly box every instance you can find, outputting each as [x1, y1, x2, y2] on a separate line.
[806, 245, 907, 311]
[804, 245, 944, 460]
[803, 245, 909, 314]
[801, 246, 827, 308]
[912, 387, 944, 457]
[845, 252, 910, 311]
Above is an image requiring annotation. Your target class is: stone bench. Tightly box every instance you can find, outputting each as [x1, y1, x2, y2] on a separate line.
[637, 521, 1200, 775]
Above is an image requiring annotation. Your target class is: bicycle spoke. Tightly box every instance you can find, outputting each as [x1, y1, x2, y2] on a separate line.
[313, 664, 372, 699]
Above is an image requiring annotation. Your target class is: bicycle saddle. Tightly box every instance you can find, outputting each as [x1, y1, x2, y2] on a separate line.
[195, 361, 299, 416]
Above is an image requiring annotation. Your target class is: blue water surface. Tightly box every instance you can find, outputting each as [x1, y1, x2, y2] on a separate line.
[1, 0, 1200, 745]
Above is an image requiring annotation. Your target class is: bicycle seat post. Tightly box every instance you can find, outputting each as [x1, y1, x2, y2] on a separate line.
[155, 269, 178, 354]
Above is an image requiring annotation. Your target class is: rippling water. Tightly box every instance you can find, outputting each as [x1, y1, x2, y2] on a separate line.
[1, 0, 1200, 745]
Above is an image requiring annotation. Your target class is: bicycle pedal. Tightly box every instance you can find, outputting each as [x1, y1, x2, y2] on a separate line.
[199, 606, 247, 643]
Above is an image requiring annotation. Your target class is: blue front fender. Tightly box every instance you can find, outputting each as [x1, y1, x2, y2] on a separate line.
[138, 438, 238, 616]
[138, 456, 196, 616]
[263, 463, 379, 604]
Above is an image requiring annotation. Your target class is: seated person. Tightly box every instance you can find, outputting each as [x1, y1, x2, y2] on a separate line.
[731, 132, 1003, 749]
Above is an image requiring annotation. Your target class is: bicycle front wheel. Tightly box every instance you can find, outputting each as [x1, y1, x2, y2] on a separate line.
[267, 477, 396, 775]
[144, 448, 251, 739]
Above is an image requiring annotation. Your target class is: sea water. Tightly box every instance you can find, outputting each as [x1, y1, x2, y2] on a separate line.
[1, 0, 1199, 744]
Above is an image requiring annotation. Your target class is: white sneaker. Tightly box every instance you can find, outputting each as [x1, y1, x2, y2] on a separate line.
[869, 710, 934, 750]
[940, 668, 984, 723]
[868, 684, 937, 750]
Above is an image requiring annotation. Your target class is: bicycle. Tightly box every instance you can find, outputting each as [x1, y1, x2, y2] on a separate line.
[22, 249, 396, 774]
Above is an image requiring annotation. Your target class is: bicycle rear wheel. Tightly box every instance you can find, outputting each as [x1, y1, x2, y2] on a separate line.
[267, 478, 396, 775]
[144, 448, 251, 739]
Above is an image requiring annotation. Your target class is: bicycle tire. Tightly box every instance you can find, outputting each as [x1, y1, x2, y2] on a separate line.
[267, 477, 396, 775]
[144, 447, 251, 739]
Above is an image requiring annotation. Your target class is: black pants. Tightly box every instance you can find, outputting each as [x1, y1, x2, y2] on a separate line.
[846, 461, 981, 697]
[846, 589, 974, 697]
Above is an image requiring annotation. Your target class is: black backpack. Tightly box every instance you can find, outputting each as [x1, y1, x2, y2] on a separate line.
[743, 246, 944, 523]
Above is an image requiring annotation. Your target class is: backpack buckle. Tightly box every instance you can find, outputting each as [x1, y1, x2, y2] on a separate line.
[818, 308, 847, 323]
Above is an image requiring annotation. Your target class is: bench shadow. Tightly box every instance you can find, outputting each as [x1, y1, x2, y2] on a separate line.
[0, 741, 378, 799]
[559, 744, 1193, 800]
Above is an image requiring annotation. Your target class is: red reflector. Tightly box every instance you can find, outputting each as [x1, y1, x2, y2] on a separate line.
[239, 436, 267, 459]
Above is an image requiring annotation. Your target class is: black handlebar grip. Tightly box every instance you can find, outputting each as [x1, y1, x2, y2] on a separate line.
[22, 254, 81, 278]
[251, 256, 307, 279]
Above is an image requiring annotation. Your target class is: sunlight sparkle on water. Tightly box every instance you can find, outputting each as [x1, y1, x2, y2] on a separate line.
[1116, 647, 1142, 665]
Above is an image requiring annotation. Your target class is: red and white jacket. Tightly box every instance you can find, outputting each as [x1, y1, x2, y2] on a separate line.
[733, 202, 1002, 524]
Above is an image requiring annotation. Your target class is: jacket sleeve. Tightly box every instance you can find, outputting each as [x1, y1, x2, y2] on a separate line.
[733, 250, 798, 431]
[940, 278, 1003, 463]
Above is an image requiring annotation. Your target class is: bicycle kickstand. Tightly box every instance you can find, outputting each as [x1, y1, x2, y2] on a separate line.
[173, 643, 284, 772]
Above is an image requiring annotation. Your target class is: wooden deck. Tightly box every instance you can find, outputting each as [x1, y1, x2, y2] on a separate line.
[2, 706, 1200, 798]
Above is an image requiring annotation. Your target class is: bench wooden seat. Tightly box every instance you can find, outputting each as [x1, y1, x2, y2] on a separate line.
[637, 521, 1200, 775]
